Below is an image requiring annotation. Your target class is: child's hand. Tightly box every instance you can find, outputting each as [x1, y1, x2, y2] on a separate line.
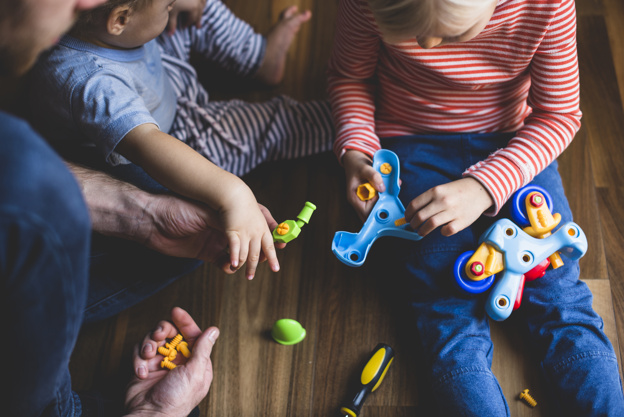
[342, 150, 386, 223]
[167, 0, 205, 35]
[219, 184, 279, 280]
[404, 177, 493, 237]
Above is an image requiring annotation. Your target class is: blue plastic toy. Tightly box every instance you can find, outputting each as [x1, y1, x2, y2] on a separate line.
[332, 149, 422, 267]
[454, 185, 588, 321]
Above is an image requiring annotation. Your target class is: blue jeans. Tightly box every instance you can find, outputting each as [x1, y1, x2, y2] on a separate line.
[380, 133, 624, 416]
[1, 113, 201, 417]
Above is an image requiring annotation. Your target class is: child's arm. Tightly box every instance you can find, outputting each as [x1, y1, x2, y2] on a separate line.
[462, 0, 581, 215]
[116, 123, 278, 280]
[327, 0, 382, 160]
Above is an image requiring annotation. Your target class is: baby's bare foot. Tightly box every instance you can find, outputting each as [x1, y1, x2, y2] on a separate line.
[254, 6, 311, 86]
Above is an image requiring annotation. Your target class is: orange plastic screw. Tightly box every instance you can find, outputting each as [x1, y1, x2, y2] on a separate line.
[380, 163, 392, 174]
[519, 389, 537, 407]
[275, 222, 290, 235]
[177, 341, 191, 358]
[158, 345, 177, 360]
[161, 357, 177, 370]
[394, 217, 407, 226]
[167, 334, 183, 349]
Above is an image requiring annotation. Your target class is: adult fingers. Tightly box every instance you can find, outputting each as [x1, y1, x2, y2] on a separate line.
[184, 326, 219, 392]
[171, 307, 202, 344]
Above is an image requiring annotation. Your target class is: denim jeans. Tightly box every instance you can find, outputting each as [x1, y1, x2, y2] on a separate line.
[1, 112, 201, 417]
[381, 133, 624, 416]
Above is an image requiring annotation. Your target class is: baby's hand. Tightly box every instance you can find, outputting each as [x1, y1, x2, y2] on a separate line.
[167, 0, 206, 35]
[342, 150, 386, 223]
[404, 177, 493, 237]
[219, 186, 279, 280]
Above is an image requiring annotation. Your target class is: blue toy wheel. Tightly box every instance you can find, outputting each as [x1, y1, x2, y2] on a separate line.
[453, 251, 496, 294]
[510, 185, 553, 227]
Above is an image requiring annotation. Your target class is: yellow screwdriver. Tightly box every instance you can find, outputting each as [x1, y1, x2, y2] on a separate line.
[340, 343, 395, 417]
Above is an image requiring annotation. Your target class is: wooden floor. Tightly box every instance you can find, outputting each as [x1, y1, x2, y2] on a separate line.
[70, 0, 624, 415]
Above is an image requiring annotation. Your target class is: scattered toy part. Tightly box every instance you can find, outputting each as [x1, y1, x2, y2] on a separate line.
[273, 201, 317, 243]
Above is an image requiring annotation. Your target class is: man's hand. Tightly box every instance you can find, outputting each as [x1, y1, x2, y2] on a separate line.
[143, 193, 283, 274]
[67, 162, 284, 275]
[404, 177, 493, 237]
[125, 307, 219, 417]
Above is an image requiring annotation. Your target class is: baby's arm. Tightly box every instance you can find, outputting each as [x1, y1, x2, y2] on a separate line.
[116, 123, 278, 279]
[403, 178, 493, 237]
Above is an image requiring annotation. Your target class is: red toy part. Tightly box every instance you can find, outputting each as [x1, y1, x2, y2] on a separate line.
[514, 274, 526, 310]
[524, 258, 550, 281]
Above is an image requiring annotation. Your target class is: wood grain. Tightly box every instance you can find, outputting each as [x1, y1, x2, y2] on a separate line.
[68, 0, 624, 416]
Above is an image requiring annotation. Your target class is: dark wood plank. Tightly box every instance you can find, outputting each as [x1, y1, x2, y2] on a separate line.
[67, 2, 624, 417]
[558, 126, 608, 280]
[576, 16, 624, 187]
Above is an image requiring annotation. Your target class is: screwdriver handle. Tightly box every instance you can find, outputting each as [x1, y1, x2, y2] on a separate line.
[340, 343, 395, 417]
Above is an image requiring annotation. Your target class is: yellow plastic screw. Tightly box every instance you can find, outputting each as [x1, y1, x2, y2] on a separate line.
[158, 346, 177, 360]
[161, 358, 177, 370]
[394, 217, 407, 226]
[167, 334, 183, 349]
[380, 163, 392, 174]
[276, 222, 290, 235]
[177, 341, 192, 358]
[519, 389, 537, 407]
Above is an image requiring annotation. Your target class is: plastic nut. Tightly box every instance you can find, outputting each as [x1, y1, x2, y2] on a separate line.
[357, 183, 376, 201]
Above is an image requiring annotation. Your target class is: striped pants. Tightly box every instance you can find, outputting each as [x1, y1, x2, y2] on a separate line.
[156, 0, 334, 177]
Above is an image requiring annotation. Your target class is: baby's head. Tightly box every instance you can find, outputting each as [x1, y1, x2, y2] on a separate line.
[368, 0, 496, 47]
[71, 0, 174, 49]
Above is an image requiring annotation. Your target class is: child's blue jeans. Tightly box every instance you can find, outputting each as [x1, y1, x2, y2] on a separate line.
[382, 133, 624, 416]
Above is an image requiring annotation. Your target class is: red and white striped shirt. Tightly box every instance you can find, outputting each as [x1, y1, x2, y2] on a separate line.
[327, 0, 581, 214]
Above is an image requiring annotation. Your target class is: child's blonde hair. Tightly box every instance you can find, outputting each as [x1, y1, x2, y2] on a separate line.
[368, 0, 493, 41]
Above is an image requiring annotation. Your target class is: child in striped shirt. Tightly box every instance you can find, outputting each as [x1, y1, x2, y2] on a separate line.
[328, 0, 624, 414]
[28, 0, 334, 280]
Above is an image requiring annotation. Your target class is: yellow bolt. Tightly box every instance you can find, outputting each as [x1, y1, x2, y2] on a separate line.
[356, 183, 376, 201]
[380, 163, 392, 174]
[276, 222, 290, 235]
[177, 341, 192, 358]
[161, 358, 177, 370]
[158, 346, 172, 356]
[519, 389, 537, 407]
[394, 217, 407, 226]
[168, 334, 183, 348]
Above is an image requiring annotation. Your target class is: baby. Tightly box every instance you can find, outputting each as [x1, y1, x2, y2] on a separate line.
[29, 0, 335, 279]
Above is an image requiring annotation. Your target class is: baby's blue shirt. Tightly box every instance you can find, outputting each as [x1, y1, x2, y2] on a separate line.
[29, 36, 176, 165]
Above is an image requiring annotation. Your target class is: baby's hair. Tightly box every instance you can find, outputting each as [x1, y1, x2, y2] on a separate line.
[368, 0, 492, 42]
[70, 0, 151, 36]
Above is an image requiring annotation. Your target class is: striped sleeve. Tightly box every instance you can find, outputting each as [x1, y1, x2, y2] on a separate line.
[327, 0, 381, 160]
[464, 0, 582, 214]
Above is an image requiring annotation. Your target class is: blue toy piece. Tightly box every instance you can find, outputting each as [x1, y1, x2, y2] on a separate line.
[475, 218, 587, 321]
[332, 149, 422, 267]
[509, 184, 553, 227]
[453, 251, 497, 294]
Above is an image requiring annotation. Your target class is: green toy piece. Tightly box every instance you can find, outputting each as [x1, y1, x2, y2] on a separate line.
[271, 318, 306, 345]
[272, 201, 317, 243]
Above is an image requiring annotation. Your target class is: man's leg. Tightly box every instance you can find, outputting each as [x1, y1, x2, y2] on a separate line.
[1, 113, 91, 417]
